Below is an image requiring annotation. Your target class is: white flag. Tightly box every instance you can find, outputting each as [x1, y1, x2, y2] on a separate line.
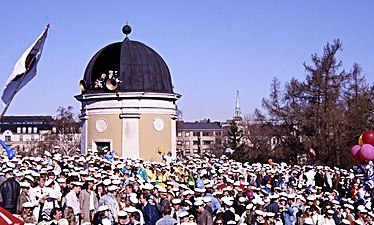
[1, 24, 49, 104]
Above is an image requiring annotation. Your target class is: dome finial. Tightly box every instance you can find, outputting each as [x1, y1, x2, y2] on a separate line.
[122, 22, 132, 37]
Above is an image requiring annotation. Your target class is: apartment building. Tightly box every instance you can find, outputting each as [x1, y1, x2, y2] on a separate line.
[176, 120, 223, 156]
[0, 116, 55, 153]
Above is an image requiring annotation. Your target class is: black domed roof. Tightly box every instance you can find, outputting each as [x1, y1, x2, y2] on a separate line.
[82, 31, 173, 94]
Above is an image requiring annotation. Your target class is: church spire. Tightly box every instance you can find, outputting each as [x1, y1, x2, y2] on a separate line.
[234, 90, 242, 121]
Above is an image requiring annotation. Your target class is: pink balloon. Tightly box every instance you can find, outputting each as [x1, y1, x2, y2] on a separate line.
[351, 145, 364, 162]
[360, 144, 374, 161]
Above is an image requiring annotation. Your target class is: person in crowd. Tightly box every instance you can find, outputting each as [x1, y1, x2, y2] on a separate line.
[252, 210, 265, 225]
[17, 182, 32, 214]
[49, 207, 67, 225]
[155, 205, 178, 225]
[116, 210, 131, 225]
[20, 202, 37, 224]
[130, 211, 142, 225]
[0, 167, 21, 214]
[99, 185, 120, 223]
[311, 205, 324, 225]
[65, 181, 83, 224]
[140, 193, 160, 225]
[80, 176, 99, 223]
[195, 200, 213, 225]
[162, 151, 173, 167]
[64, 206, 77, 225]
[171, 198, 183, 222]
[324, 210, 336, 225]
[96, 183, 107, 200]
[205, 187, 221, 215]
[213, 215, 224, 225]
[92, 205, 112, 225]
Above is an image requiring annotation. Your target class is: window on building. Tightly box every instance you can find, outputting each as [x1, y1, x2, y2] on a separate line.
[5, 135, 11, 142]
[193, 132, 200, 136]
[215, 131, 221, 136]
[177, 141, 183, 145]
[17, 127, 21, 133]
[33, 127, 38, 133]
[31, 135, 35, 141]
[185, 149, 190, 154]
[177, 132, 182, 137]
[204, 149, 213, 154]
[22, 127, 26, 133]
[28, 127, 32, 133]
[193, 149, 200, 154]
[19, 135, 23, 142]
[193, 141, 200, 145]
[185, 131, 190, 137]
[203, 140, 213, 145]
[185, 140, 190, 146]
[202, 132, 212, 136]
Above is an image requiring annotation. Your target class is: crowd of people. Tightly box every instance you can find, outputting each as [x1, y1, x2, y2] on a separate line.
[0, 149, 373, 225]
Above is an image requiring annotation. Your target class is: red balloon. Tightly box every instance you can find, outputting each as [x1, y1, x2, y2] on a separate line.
[307, 148, 316, 159]
[350, 145, 365, 163]
[362, 130, 374, 146]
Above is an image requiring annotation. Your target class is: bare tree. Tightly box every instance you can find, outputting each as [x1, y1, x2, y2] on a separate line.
[258, 39, 374, 167]
[45, 106, 81, 156]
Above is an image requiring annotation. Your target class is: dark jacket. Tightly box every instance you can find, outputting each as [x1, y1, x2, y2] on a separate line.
[266, 202, 279, 214]
[142, 203, 160, 225]
[222, 209, 235, 225]
[197, 209, 213, 225]
[0, 177, 20, 213]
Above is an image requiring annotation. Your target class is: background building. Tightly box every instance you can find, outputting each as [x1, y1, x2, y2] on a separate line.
[0, 116, 55, 155]
[176, 120, 223, 156]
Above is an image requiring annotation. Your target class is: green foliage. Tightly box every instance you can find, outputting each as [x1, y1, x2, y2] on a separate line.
[226, 120, 248, 162]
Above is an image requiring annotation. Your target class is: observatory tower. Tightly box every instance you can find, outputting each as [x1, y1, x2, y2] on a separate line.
[75, 25, 181, 161]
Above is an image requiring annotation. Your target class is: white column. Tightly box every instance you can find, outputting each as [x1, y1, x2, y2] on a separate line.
[171, 115, 177, 158]
[79, 116, 88, 155]
[121, 114, 140, 159]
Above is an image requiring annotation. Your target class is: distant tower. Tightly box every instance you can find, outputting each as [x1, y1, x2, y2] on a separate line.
[234, 90, 242, 121]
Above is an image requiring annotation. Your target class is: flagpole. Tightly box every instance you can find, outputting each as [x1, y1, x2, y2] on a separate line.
[0, 24, 49, 120]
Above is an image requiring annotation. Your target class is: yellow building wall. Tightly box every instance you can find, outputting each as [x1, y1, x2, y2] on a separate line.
[87, 114, 122, 156]
[139, 114, 171, 162]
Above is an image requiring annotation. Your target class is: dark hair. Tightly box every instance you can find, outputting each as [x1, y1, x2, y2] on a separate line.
[127, 183, 134, 191]
[163, 205, 172, 215]
[47, 171, 55, 177]
[141, 193, 150, 201]
[50, 207, 62, 218]
[131, 212, 141, 221]
[214, 214, 224, 225]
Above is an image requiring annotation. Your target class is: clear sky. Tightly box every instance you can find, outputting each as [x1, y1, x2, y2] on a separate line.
[0, 1, 373, 121]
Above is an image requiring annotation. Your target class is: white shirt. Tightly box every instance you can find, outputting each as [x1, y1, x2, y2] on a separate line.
[89, 190, 95, 211]
[65, 190, 81, 215]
